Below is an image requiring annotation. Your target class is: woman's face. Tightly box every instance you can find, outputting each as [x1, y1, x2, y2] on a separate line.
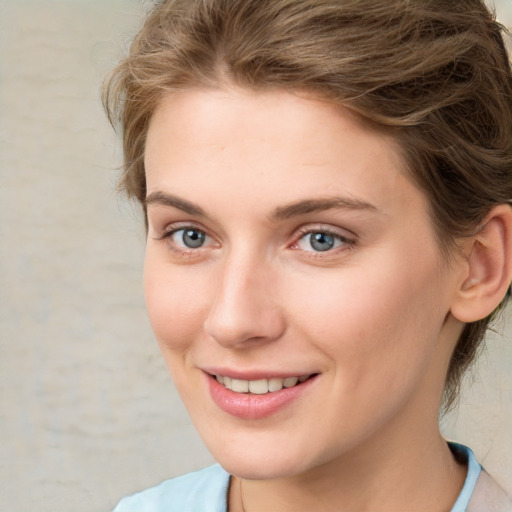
[143, 88, 464, 479]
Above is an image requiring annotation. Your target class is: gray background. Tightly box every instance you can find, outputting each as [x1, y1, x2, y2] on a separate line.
[0, 1, 510, 511]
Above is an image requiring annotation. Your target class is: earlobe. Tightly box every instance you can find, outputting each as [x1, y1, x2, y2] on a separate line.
[450, 204, 512, 323]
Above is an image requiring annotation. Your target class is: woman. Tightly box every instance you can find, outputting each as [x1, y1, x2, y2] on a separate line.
[104, 0, 512, 510]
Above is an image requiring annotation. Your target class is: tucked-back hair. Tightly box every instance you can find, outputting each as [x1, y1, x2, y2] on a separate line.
[103, 0, 512, 409]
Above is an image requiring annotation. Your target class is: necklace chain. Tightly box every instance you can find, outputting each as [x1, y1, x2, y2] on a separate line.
[239, 477, 247, 512]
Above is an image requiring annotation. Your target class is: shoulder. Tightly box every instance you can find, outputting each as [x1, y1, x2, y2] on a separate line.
[449, 442, 512, 512]
[112, 464, 231, 512]
[468, 469, 512, 512]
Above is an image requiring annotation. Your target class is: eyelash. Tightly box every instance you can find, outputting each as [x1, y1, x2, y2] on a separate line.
[155, 223, 356, 260]
[155, 224, 217, 258]
[290, 226, 356, 259]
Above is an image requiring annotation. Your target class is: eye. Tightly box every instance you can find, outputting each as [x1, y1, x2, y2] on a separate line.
[171, 228, 209, 249]
[154, 223, 219, 260]
[296, 230, 348, 252]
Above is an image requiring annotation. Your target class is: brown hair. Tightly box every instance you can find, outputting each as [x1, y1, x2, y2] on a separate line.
[103, 0, 512, 409]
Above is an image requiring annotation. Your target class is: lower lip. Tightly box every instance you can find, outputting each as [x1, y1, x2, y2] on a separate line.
[206, 374, 317, 420]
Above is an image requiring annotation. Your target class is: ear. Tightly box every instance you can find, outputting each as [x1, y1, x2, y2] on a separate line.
[450, 204, 512, 323]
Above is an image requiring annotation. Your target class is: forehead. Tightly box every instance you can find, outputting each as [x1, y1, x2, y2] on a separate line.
[144, 87, 427, 224]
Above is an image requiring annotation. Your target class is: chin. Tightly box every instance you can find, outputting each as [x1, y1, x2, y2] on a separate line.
[200, 428, 324, 480]
[218, 452, 307, 481]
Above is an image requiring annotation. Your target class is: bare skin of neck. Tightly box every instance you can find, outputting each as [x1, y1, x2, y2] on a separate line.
[228, 319, 467, 512]
[228, 423, 466, 512]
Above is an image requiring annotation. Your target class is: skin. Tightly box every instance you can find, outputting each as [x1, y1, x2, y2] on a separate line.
[143, 87, 470, 511]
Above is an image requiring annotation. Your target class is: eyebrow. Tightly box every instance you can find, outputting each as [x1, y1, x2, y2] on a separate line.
[144, 191, 379, 219]
[145, 191, 207, 217]
[271, 196, 379, 220]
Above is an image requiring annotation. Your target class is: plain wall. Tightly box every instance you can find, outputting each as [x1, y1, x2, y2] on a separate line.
[0, 1, 510, 511]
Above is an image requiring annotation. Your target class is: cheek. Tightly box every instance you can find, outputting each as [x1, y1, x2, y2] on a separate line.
[143, 254, 210, 354]
[287, 249, 447, 388]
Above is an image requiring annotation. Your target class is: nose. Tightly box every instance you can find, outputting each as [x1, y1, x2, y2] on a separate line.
[204, 252, 286, 349]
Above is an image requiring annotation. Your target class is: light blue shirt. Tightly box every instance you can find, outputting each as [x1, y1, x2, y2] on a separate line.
[450, 443, 482, 511]
[113, 443, 486, 512]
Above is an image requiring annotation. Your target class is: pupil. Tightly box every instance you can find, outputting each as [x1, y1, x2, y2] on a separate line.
[310, 232, 334, 251]
[183, 229, 205, 248]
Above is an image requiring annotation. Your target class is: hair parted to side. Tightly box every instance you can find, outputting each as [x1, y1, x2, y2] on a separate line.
[103, 0, 512, 410]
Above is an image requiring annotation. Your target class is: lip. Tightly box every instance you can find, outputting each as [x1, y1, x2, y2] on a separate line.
[202, 367, 314, 381]
[204, 371, 318, 420]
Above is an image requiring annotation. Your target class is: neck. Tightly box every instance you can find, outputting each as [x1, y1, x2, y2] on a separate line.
[230, 415, 466, 512]
[229, 318, 467, 512]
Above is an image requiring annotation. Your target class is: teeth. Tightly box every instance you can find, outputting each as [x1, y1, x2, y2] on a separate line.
[268, 377, 284, 392]
[231, 379, 249, 393]
[216, 375, 311, 394]
[249, 379, 268, 394]
[283, 377, 298, 388]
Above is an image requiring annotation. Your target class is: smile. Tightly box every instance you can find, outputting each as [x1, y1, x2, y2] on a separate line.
[214, 374, 313, 394]
[207, 372, 319, 419]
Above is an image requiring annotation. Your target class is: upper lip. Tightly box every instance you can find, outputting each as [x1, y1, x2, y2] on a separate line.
[201, 367, 318, 381]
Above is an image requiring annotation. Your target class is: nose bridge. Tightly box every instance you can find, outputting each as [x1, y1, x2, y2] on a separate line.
[204, 245, 284, 347]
